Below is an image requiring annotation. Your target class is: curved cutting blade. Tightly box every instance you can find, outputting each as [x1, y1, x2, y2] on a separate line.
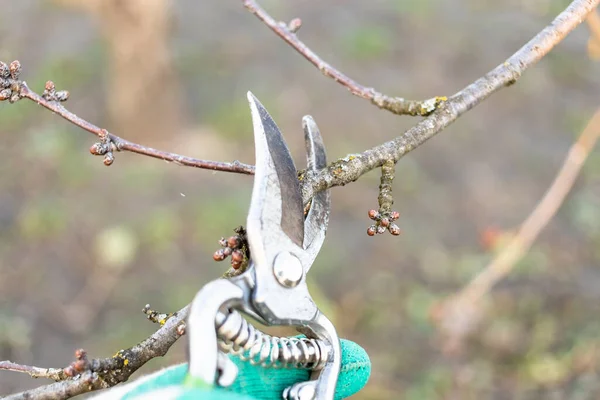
[246, 92, 304, 247]
[301, 116, 330, 266]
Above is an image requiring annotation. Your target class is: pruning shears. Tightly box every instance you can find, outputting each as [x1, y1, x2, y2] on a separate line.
[186, 92, 340, 400]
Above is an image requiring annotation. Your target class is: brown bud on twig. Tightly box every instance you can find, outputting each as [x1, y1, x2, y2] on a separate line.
[288, 18, 302, 33]
[213, 248, 226, 261]
[90, 143, 108, 156]
[227, 236, 240, 248]
[55, 90, 70, 102]
[176, 323, 186, 336]
[0, 89, 11, 101]
[232, 249, 244, 263]
[9, 92, 20, 104]
[63, 366, 75, 377]
[103, 153, 115, 166]
[0, 62, 9, 79]
[9, 60, 21, 80]
[45, 80, 55, 92]
[73, 359, 87, 372]
[75, 349, 87, 360]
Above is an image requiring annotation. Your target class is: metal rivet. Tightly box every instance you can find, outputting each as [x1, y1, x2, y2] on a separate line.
[273, 252, 303, 288]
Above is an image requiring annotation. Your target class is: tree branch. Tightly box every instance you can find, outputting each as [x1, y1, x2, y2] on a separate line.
[17, 83, 255, 175]
[0, 361, 67, 381]
[243, 0, 447, 116]
[299, 0, 600, 205]
[4, 305, 189, 400]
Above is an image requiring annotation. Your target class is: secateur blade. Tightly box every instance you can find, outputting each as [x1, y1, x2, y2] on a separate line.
[245, 93, 330, 256]
[301, 115, 330, 268]
[186, 92, 340, 400]
[245, 92, 331, 324]
[246, 92, 305, 248]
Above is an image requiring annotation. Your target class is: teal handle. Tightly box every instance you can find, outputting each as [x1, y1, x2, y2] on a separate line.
[93, 339, 370, 400]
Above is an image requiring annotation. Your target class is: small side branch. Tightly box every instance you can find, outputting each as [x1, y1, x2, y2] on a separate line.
[5, 305, 189, 400]
[367, 160, 401, 236]
[0, 361, 66, 381]
[300, 0, 600, 205]
[20, 83, 255, 174]
[0, 63, 255, 175]
[243, 0, 446, 116]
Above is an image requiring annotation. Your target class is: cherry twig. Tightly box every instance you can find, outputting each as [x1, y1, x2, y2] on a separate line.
[0, 361, 66, 381]
[243, 0, 447, 116]
[299, 0, 600, 205]
[4, 305, 189, 400]
[16, 82, 255, 174]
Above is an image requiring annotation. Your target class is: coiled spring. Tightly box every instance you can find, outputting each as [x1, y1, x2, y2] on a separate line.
[215, 309, 329, 370]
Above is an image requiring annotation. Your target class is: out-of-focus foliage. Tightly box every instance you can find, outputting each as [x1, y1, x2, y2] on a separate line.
[1, 0, 600, 398]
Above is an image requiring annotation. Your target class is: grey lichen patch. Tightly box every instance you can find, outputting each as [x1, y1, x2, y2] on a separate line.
[419, 96, 447, 115]
[371, 93, 448, 116]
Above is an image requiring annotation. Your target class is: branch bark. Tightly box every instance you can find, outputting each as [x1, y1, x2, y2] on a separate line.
[243, 0, 447, 116]
[4, 306, 189, 400]
[299, 0, 600, 205]
[0, 361, 66, 381]
[18, 83, 255, 174]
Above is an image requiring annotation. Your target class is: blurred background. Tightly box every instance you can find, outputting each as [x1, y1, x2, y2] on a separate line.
[1, 0, 600, 398]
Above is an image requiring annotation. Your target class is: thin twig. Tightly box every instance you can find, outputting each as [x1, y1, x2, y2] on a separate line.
[435, 106, 600, 345]
[18, 83, 255, 175]
[367, 160, 401, 236]
[243, 0, 446, 116]
[300, 0, 600, 206]
[0, 361, 67, 381]
[4, 305, 189, 400]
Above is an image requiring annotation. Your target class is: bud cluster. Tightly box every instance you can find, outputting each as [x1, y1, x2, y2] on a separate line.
[213, 226, 249, 271]
[367, 209, 401, 236]
[0, 60, 23, 103]
[42, 80, 70, 102]
[90, 129, 117, 166]
[63, 348, 90, 377]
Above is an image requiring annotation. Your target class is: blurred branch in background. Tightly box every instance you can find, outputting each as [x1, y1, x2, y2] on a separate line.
[55, 0, 182, 142]
[434, 106, 600, 352]
[587, 8, 600, 59]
